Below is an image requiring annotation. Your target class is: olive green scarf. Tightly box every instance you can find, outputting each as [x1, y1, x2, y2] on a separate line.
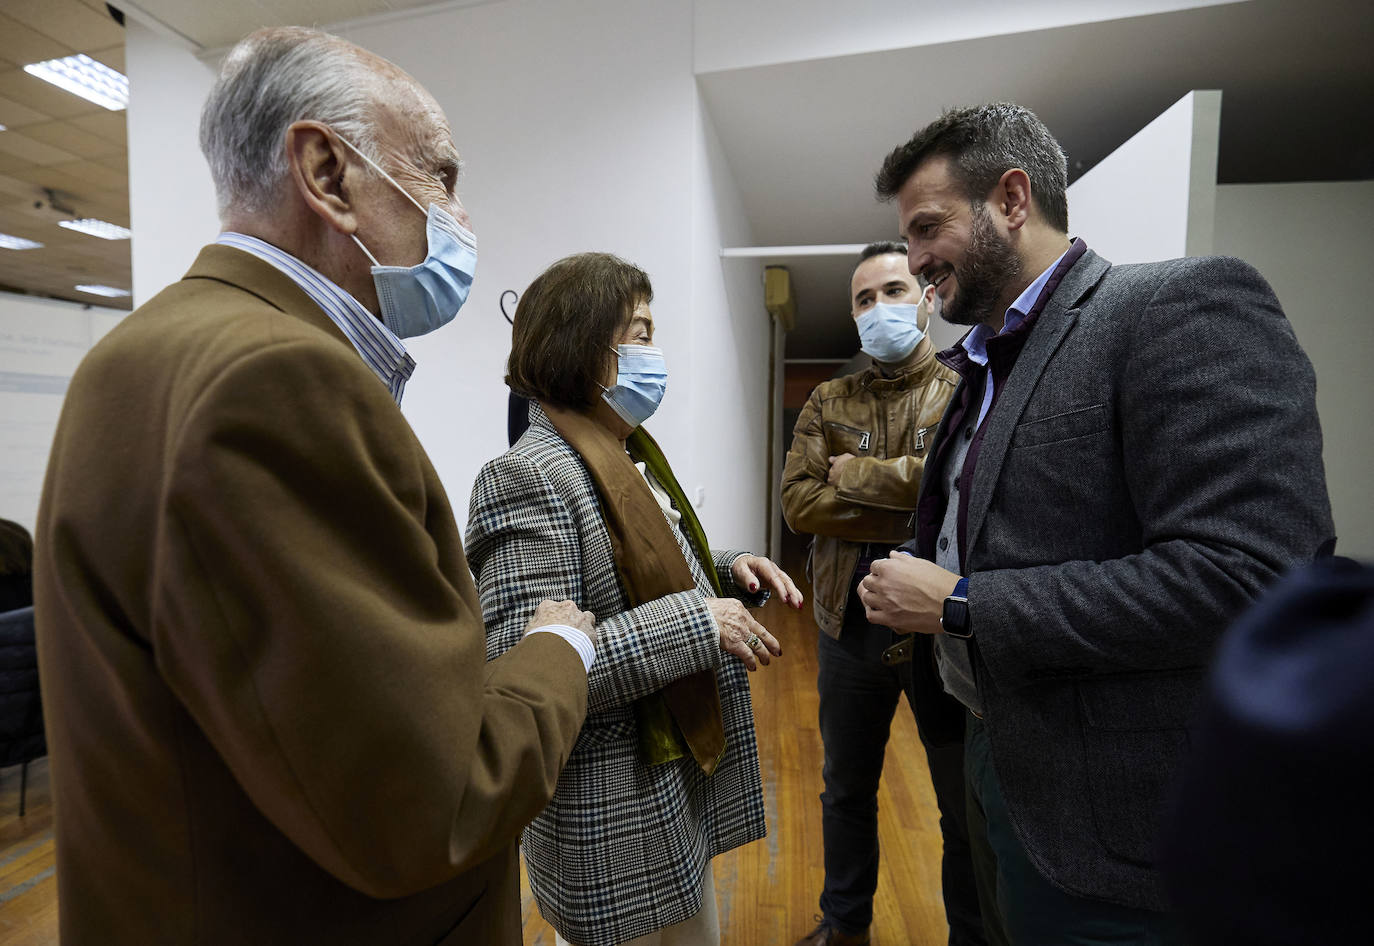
[540, 403, 727, 775]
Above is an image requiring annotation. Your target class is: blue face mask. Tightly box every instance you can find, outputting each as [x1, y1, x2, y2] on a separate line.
[339, 135, 477, 339]
[855, 301, 926, 363]
[602, 345, 667, 428]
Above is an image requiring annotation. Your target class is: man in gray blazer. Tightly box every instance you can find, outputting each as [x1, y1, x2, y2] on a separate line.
[856, 103, 1334, 944]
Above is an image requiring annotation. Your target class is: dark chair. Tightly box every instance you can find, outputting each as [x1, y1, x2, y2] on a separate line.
[0, 606, 45, 816]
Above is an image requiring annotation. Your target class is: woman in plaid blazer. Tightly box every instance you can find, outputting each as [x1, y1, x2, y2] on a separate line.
[466, 253, 801, 946]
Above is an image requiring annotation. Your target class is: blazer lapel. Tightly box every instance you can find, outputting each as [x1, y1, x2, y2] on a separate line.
[964, 250, 1111, 559]
[183, 243, 354, 348]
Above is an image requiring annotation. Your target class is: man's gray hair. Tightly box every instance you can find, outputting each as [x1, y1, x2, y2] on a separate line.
[199, 27, 386, 217]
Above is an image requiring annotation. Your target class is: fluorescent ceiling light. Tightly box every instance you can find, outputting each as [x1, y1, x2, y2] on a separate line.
[0, 233, 44, 250]
[59, 218, 131, 240]
[23, 54, 129, 111]
[75, 284, 131, 298]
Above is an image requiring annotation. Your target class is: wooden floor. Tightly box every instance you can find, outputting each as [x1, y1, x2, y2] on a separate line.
[0, 759, 56, 945]
[0, 570, 949, 945]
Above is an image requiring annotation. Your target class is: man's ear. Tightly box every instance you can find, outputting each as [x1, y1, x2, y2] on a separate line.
[284, 121, 356, 235]
[996, 167, 1033, 232]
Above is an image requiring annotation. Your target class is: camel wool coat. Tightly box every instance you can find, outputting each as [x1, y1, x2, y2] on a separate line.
[34, 244, 588, 945]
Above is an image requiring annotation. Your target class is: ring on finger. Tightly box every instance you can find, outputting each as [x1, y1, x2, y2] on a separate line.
[745, 634, 763, 650]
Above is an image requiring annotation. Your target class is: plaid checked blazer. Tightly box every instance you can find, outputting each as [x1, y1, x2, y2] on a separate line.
[465, 404, 767, 946]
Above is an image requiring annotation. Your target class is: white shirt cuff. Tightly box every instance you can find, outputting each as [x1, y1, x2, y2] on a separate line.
[527, 624, 595, 673]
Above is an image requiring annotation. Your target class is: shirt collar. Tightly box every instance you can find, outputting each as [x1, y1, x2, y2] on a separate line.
[216, 232, 415, 405]
[961, 244, 1072, 367]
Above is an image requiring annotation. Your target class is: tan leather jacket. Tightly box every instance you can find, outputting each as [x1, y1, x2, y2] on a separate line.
[781, 347, 958, 638]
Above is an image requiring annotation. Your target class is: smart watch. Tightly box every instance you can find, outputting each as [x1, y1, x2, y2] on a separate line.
[941, 577, 972, 639]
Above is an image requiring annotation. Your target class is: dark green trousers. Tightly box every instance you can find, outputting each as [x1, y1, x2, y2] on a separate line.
[964, 714, 1183, 946]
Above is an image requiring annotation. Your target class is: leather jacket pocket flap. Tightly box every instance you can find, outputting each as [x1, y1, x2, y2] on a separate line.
[823, 420, 872, 454]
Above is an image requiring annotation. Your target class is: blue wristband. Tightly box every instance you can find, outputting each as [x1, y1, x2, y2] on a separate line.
[953, 576, 969, 598]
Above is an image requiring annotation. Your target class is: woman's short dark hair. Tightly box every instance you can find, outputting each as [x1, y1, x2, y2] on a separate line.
[506, 252, 654, 409]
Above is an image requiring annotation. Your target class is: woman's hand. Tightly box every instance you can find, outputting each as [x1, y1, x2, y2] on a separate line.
[731, 554, 804, 609]
[706, 598, 782, 671]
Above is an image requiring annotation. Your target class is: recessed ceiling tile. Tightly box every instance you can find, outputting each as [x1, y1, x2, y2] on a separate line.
[0, 150, 37, 175]
[0, 13, 73, 66]
[0, 68, 107, 120]
[4, 0, 125, 53]
[4, 162, 92, 196]
[0, 172, 39, 198]
[52, 159, 128, 192]
[89, 43, 124, 73]
[80, 190, 131, 215]
[0, 205, 50, 235]
[67, 110, 125, 144]
[0, 128, 80, 165]
[0, 91, 50, 128]
[20, 119, 120, 157]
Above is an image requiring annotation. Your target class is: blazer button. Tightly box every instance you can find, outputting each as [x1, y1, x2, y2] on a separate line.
[964, 426, 974, 441]
[939, 536, 950, 551]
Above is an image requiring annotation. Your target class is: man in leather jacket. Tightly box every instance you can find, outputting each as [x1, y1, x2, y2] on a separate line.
[781, 243, 982, 946]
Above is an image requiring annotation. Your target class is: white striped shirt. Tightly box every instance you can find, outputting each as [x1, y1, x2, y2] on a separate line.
[216, 233, 416, 405]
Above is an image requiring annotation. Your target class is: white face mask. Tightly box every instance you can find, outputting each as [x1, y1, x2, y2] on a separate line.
[336, 134, 478, 339]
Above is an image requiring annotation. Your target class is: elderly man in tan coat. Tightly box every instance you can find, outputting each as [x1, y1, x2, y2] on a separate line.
[34, 27, 595, 945]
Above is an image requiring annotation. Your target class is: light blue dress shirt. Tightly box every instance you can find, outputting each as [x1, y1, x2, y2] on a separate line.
[216, 232, 416, 405]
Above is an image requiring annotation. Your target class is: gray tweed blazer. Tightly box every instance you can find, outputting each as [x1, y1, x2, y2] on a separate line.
[920, 248, 1334, 911]
[465, 404, 766, 946]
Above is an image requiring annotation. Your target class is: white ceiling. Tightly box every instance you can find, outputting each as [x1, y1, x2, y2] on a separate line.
[116, 0, 473, 51]
[698, 0, 1374, 358]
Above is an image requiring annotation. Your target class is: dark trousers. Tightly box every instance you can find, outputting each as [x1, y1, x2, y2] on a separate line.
[816, 619, 984, 945]
[964, 714, 1183, 946]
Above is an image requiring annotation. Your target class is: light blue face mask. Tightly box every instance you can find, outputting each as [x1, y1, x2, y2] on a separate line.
[338, 135, 477, 339]
[855, 301, 926, 363]
[602, 344, 667, 428]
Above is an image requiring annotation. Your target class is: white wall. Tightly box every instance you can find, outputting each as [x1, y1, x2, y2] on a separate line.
[0, 293, 125, 532]
[124, 18, 218, 307]
[108, 0, 1374, 565]
[690, 99, 769, 551]
[692, 0, 1250, 73]
[1214, 181, 1374, 559]
[123, 0, 769, 551]
[1067, 90, 1220, 263]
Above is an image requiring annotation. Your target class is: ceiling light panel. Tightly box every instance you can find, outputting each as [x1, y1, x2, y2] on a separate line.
[58, 218, 132, 240]
[75, 284, 131, 298]
[23, 54, 130, 111]
[0, 233, 45, 250]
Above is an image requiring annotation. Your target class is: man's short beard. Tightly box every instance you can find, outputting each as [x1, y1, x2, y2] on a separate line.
[941, 202, 1023, 327]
